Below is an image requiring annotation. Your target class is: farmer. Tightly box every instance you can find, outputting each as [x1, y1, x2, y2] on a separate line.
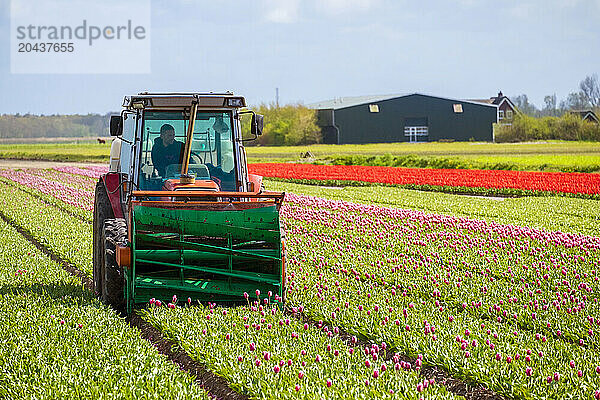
[151, 123, 184, 176]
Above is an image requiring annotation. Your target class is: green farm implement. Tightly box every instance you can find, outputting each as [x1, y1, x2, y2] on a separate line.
[93, 93, 285, 313]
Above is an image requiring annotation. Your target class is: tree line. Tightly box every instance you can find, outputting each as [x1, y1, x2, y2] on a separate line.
[0, 105, 321, 146]
[240, 103, 321, 146]
[0, 113, 110, 138]
[1, 74, 597, 144]
[510, 74, 600, 117]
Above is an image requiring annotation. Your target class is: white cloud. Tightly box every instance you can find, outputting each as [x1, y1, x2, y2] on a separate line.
[263, 0, 300, 23]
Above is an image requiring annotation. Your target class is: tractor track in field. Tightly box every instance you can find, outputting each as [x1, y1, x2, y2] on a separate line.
[284, 308, 505, 400]
[0, 210, 249, 400]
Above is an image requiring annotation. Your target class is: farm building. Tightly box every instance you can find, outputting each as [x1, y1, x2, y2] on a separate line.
[308, 93, 498, 144]
[569, 110, 599, 123]
[469, 91, 519, 125]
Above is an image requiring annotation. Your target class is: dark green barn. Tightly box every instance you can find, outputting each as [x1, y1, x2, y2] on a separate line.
[309, 93, 498, 144]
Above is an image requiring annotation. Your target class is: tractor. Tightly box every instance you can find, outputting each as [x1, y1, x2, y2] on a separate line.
[93, 92, 285, 314]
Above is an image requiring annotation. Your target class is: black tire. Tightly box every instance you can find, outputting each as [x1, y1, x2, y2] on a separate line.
[102, 218, 127, 313]
[93, 179, 114, 296]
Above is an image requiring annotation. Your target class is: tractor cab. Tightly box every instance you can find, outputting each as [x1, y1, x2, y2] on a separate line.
[93, 92, 285, 314]
[137, 110, 236, 192]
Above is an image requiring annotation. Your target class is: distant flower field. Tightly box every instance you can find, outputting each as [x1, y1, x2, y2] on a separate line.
[249, 163, 600, 196]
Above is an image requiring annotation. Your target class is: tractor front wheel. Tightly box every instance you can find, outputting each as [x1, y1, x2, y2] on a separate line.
[101, 218, 127, 313]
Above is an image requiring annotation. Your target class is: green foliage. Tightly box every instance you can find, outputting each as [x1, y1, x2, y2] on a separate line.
[495, 113, 600, 142]
[242, 104, 322, 146]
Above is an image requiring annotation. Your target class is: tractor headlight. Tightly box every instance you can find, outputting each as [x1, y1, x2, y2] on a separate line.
[227, 98, 244, 107]
[131, 98, 151, 109]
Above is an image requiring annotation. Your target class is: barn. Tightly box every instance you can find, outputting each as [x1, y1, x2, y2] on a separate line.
[308, 93, 498, 144]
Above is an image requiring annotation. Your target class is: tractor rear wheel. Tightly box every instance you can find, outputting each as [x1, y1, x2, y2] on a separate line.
[101, 218, 127, 313]
[93, 179, 114, 296]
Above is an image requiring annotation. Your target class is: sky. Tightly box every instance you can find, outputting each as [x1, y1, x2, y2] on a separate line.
[0, 0, 599, 114]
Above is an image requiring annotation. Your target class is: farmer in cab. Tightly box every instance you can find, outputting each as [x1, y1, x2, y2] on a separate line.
[151, 123, 184, 177]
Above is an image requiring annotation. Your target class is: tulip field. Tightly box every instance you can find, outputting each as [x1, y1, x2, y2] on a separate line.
[249, 163, 600, 199]
[1, 164, 600, 399]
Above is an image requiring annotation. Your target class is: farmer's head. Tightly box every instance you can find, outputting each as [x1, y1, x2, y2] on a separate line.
[160, 124, 176, 146]
[212, 115, 229, 134]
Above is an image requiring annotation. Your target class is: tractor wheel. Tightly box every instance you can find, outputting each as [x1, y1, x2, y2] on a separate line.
[93, 179, 114, 296]
[101, 218, 127, 313]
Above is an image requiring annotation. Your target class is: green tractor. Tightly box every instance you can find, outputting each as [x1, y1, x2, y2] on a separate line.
[93, 92, 285, 313]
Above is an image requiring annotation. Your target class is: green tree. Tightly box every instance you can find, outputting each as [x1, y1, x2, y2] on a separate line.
[242, 103, 321, 146]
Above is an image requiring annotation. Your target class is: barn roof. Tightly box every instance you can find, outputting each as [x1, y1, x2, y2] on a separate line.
[307, 94, 405, 110]
[569, 110, 599, 122]
[307, 93, 498, 110]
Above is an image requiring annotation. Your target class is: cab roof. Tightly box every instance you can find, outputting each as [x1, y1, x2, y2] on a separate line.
[123, 92, 246, 110]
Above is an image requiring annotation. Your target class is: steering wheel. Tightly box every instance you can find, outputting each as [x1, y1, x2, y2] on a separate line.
[190, 151, 203, 164]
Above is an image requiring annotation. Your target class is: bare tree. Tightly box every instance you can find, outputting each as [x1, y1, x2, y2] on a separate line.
[543, 94, 557, 116]
[510, 94, 538, 116]
[579, 74, 600, 107]
[560, 91, 590, 110]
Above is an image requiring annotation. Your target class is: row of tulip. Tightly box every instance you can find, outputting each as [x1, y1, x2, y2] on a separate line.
[53, 165, 104, 179]
[0, 176, 92, 222]
[248, 163, 600, 197]
[26, 167, 98, 190]
[0, 169, 94, 210]
[280, 193, 600, 399]
[22, 166, 600, 237]
[0, 184, 93, 275]
[6, 167, 600, 398]
[143, 300, 459, 399]
[0, 180, 461, 398]
[264, 179, 600, 237]
[0, 216, 208, 399]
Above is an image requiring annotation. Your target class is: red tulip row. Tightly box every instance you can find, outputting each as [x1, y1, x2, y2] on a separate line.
[248, 163, 600, 195]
